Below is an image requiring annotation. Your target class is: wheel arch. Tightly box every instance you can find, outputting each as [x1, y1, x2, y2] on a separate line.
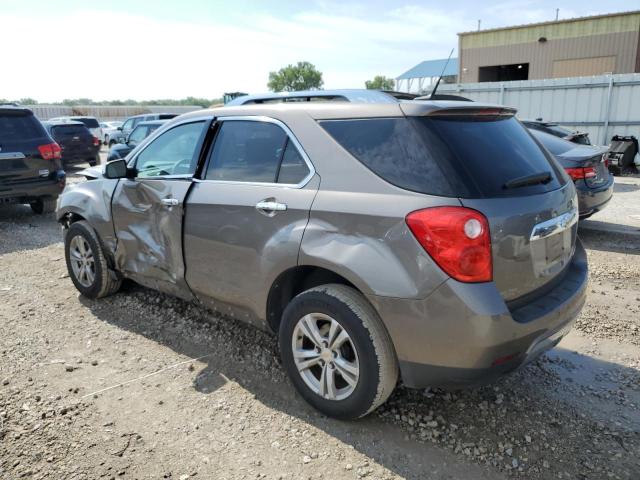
[266, 265, 365, 333]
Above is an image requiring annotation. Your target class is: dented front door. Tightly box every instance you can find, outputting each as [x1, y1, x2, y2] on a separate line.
[109, 119, 209, 299]
[111, 177, 193, 299]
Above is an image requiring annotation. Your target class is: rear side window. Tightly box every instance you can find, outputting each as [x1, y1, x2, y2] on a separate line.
[206, 121, 287, 183]
[321, 116, 563, 198]
[0, 112, 46, 143]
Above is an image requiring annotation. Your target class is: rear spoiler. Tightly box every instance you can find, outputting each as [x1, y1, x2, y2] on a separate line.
[426, 107, 517, 118]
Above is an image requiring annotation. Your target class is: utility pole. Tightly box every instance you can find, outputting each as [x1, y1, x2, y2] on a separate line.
[477, 19, 481, 31]
[555, 8, 559, 21]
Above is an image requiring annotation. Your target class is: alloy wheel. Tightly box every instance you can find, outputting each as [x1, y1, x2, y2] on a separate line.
[69, 235, 96, 288]
[291, 313, 359, 401]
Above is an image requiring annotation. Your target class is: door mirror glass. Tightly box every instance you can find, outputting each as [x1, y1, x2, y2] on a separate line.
[117, 126, 123, 131]
[104, 159, 128, 179]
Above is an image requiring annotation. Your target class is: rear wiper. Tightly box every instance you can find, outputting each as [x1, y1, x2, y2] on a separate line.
[503, 172, 552, 189]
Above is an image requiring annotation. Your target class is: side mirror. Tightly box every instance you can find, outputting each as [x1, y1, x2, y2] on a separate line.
[104, 159, 131, 179]
[117, 126, 123, 131]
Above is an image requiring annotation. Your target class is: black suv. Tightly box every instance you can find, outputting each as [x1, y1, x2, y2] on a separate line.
[0, 105, 66, 214]
[43, 121, 101, 167]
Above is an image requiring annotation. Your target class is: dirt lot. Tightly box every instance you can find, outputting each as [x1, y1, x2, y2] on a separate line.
[1, 171, 639, 479]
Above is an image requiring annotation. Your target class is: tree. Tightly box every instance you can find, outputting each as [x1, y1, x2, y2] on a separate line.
[365, 76, 395, 90]
[267, 61, 323, 92]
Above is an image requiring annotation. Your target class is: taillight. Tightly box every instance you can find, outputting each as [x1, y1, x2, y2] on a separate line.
[406, 207, 492, 283]
[564, 167, 596, 181]
[92, 136, 100, 146]
[38, 142, 62, 160]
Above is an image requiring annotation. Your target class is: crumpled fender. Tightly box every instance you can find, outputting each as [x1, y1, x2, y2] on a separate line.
[56, 177, 120, 257]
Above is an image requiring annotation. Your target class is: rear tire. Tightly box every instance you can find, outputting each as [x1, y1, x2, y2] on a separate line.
[30, 197, 57, 215]
[279, 284, 398, 419]
[64, 221, 121, 299]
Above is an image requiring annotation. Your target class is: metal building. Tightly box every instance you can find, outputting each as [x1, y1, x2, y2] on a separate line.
[459, 10, 640, 83]
[395, 58, 458, 93]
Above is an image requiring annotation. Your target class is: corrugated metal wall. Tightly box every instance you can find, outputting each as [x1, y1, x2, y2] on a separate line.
[458, 12, 640, 82]
[439, 73, 640, 144]
[27, 105, 204, 121]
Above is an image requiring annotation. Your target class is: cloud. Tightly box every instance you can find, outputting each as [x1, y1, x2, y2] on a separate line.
[1, 5, 466, 101]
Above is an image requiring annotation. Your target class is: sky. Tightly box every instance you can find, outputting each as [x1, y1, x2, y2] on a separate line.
[1, 0, 638, 102]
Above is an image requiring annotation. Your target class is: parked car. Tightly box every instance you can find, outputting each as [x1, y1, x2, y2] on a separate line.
[522, 119, 591, 145]
[57, 102, 587, 419]
[0, 104, 65, 214]
[50, 116, 103, 142]
[529, 129, 613, 218]
[119, 113, 178, 138]
[107, 120, 167, 161]
[43, 120, 101, 167]
[100, 121, 123, 146]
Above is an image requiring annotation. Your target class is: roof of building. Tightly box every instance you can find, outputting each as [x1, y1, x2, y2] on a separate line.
[459, 9, 640, 35]
[396, 58, 458, 80]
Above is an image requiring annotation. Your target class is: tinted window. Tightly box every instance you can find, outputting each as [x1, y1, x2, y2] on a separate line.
[122, 119, 135, 131]
[277, 140, 309, 184]
[206, 121, 287, 182]
[51, 125, 90, 138]
[321, 116, 562, 198]
[135, 121, 205, 178]
[0, 112, 46, 142]
[128, 125, 150, 145]
[73, 117, 100, 128]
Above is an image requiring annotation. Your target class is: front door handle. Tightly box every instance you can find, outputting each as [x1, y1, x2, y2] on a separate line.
[255, 200, 287, 212]
[161, 198, 180, 207]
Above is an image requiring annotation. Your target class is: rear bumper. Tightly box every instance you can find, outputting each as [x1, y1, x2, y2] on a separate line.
[576, 178, 614, 218]
[0, 174, 65, 203]
[367, 239, 588, 389]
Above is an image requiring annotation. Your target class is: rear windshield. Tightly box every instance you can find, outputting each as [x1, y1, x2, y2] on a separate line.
[52, 125, 91, 137]
[529, 129, 575, 156]
[0, 111, 46, 143]
[73, 117, 100, 128]
[320, 116, 564, 198]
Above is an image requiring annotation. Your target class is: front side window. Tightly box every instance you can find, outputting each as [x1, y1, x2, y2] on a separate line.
[135, 121, 205, 178]
[122, 119, 134, 132]
[206, 120, 288, 183]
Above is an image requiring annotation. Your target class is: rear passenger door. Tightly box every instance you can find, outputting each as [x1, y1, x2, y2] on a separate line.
[184, 117, 318, 324]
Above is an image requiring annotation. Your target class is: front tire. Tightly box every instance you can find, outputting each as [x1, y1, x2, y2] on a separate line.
[30, 197, 56, 214]
[64, 221, 121, 299]
[279, 284, 398, 419]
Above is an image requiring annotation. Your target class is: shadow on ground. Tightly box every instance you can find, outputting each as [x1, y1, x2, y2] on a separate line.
[79, 284, 640, 479]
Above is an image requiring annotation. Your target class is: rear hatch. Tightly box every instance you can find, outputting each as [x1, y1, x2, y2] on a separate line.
[322, 105, 577, 303]
[51, 124, 95, 162]
[416, 108, 577, 302]
[0, 108, 57, 193]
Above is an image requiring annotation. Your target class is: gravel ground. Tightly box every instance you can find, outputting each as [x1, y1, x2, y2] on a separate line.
[1, 168, 639, 479]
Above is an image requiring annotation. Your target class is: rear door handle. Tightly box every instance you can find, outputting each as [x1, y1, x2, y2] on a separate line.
[161, 198, 180, 207]
[255, 200, 287, 212]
